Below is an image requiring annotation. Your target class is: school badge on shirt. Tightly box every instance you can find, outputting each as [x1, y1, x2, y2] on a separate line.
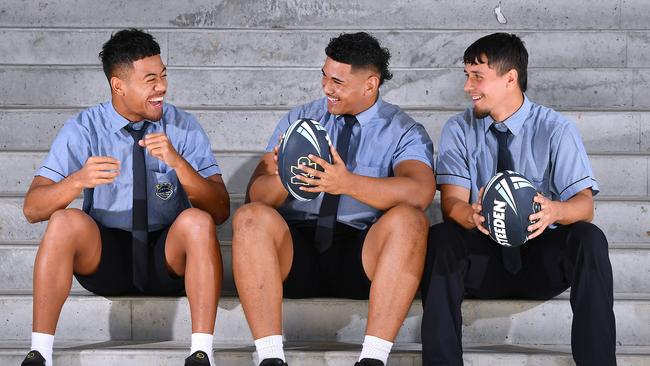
[155, 182, 175, 200]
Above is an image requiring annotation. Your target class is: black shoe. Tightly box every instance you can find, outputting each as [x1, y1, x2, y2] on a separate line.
[185, 350, 211, 365]
[21, 350, 46, 366]
[259, 358, 288, 366]
[354, 358, 384, 366]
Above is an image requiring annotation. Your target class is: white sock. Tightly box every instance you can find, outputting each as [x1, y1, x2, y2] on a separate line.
[254, 335, 285, 362]
[31, 332, 54, 366]
[358, 335, 393, 364]
[190, 333, 214, 365]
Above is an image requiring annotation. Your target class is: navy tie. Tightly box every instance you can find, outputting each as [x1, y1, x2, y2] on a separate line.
[314, 115, 356, 253]
[126, 123, 149, 291]
[490, 123, 522, 274]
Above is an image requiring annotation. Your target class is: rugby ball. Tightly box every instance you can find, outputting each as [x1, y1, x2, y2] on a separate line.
[481, 170, 541, 247]
[277, 118, 332, 201]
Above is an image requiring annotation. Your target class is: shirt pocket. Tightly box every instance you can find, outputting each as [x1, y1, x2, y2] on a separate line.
[149, 169, 184, 226]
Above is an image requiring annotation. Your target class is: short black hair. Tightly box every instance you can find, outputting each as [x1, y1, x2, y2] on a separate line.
[99, 29, 160, 80]
[325, 32, 393, 86]
[464, 33, 528, 92]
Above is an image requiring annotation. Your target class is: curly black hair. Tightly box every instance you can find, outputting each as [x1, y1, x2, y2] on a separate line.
[325, 32, 393, 86]
[464, 33, 528, 92]
[99, 28, 160, 80]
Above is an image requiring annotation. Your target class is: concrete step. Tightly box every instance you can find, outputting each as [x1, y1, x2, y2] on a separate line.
[3, 29, 647, 69]
[0, 66, 647, 109]
[1, 195, 649, 244]
[0, 342, 649, 366]
[0, 0, 634, 30]
[1, 109, 649, 154]
[0, 151, 647, 196]
[1, 294, 648, 346]
[1, 243, 648, 295]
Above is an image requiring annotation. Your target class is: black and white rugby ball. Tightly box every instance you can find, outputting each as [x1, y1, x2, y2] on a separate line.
[277, 118, 332, 201]
[482, 170, 541, 247]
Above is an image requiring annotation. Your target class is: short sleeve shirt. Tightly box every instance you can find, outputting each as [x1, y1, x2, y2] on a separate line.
[436, 95, 598, 204]
[37, 101, 221, 231]
[266, 97, 434, 230]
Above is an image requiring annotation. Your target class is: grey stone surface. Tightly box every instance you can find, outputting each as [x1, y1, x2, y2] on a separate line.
[0, 67, 110, 106]
[628, 32, 650, 68]
[129, 297, 413, 343]
[169, 31, 627, 68]
[0, 29, 631, 68]
[0, 109, 71, 151]
[525, 69, 634, 109]
[0, 0, 622, 29]
[1, 296, 648, 346]
[521, 32, 626, 68]
[168, 30, 337, 68]
[0, 197, 61, 242]
[1, 295, 131, 341]
[594, 201, 650, 244]
[622, 0, 650, 30]
[0, 344, 418, 366]
[0, 30, 168, 66]
[192, 110, 284, 152]
[216, 153, 261, 194]
[0, 344, 648, 366]
[1, 245, 646, 294]
[633, 70, 650, 108]
[565, 111, 642, 153]
[590, 155, 648, 196]
[0, 153, 41, 194]
[642, 118, 650, 152]
[0, 67, 640, 109]
[1, 343, 650, 366]
[166, 69, 320, 108]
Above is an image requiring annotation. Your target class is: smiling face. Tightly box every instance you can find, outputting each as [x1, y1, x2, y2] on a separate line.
[463, 54, 522, 122]
[321, 57, 379, 116]
[111, 54, 167, 122]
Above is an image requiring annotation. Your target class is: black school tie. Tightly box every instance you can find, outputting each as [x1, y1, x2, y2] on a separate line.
[126, 123, 149, 291]
[314, 115, 356, 253]
[490, 123, 522, 274]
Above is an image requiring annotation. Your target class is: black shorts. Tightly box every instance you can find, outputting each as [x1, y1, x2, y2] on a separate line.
[74, 223, 185, 296]
[283, 220, 372, 299]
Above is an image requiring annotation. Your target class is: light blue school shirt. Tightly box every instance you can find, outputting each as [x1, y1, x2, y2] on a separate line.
[436, 95, 599, 205]
[37, 101, 221, 231]
[266, 97, 434, 230]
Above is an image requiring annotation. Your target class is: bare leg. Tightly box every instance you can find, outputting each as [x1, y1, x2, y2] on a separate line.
[164, 208, 223, 334]
[362, 204, 429, 341]
[231, 202, 293, 339]
[32, 208, 102, 334]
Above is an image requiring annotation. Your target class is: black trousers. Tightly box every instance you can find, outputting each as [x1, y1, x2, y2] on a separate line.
[421, 221, 616, 366]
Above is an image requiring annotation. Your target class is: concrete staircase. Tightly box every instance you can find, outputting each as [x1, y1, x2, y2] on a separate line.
[1, 0, 649, 364]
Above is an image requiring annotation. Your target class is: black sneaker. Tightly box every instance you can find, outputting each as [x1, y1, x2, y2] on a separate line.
[21, 350, 45, 366]
[354, 358, 384, 366]
[259, 358, 288, 366]
[185, 350, 211, 365]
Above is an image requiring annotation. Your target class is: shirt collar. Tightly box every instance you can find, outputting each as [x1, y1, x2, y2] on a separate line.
[336, 96, 382, 127]
[481, 94, 532, 136]
[106, 100, 161, 133]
